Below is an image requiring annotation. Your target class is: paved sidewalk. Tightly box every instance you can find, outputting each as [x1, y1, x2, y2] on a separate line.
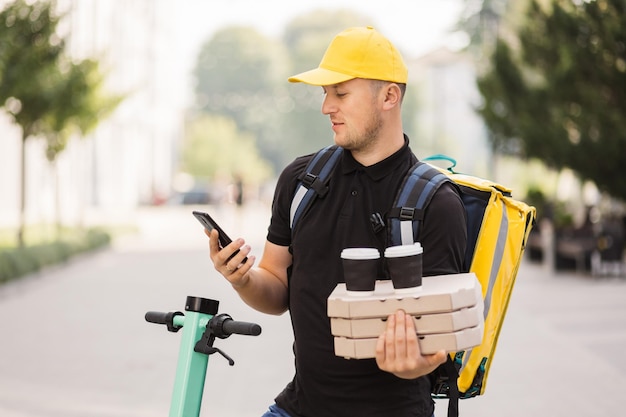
[0, 204, 625, 417]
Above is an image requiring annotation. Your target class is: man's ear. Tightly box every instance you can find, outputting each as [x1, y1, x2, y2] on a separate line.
[382, 83, 402, 110]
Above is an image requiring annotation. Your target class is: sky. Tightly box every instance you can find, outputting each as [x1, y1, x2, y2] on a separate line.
[179, 0, 466, 63]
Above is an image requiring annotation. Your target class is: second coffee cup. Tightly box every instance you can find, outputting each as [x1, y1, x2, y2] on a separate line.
[340, 247, 380, 296]
[384, 243, 423, 293]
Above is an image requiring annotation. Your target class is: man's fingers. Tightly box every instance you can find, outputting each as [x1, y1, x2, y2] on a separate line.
[429, 350, 448, 367]
[394, 310, 408, 358]
[375, 309, 449, 379]
[376, 313, 395, 351]
[375, 313, 394, 368]
[404, 311, 420, 359]
[206, 229, 253, 277]
[207, 229, 220, 256]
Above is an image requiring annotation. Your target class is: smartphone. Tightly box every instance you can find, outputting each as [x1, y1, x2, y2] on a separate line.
[192, 211, 247, 263]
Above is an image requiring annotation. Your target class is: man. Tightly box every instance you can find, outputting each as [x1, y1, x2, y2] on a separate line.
[208, 26, 467, 417]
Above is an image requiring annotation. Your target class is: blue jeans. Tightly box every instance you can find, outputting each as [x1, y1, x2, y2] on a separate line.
[261, 403, 434, 417]
[261, 404, 292, 417]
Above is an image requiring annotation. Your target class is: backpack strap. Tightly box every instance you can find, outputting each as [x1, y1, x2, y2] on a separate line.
[290, 145, 344, 231]
[387, 161, 451, 245]
[390, 161, 462, 417]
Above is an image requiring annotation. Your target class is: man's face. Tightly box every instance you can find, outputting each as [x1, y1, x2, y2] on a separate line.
[321, 78, 383, 152]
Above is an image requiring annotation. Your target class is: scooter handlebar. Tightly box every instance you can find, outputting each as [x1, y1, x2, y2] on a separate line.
[145, 311, 184, 332]
[145, 311, 261, 337]
[145, 311, 169, 324]
[211, 314, 261, 338]
[221, 318, 262, 336]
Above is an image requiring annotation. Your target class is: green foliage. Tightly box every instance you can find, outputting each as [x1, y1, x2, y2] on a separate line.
[195, 26, 288, 103]
[477, 0, 626, 201]
[0, 228, 111, 283]
[0, 0, 64, 136]
[0, 0, 122, 161]
[181, 114, 273, 184]
[193, 26, 289, 168]
[455, 0, 509, 52]
[44, 59, 123, 161]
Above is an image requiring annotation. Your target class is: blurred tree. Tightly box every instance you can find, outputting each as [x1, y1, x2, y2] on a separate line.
[44, 59, 122, 162]
[0, 0, 64, 246]
[193, 26, 289, 169]
[43, 58, 122, 230]
[455, 0, 510, 59]
[181, 114, 273, 185]
[0, 0, 121, 245]
[476, 0, 626, 201]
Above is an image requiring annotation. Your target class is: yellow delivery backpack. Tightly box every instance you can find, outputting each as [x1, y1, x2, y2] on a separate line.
[388, 154, 536, 416]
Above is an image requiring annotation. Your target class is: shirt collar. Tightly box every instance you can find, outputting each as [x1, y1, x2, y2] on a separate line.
[341, 134, 412, 181]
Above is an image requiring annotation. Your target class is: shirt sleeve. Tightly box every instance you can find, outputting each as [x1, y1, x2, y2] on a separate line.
[420, 182, 468, 276]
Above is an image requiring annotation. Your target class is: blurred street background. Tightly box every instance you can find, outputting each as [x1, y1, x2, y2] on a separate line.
[0, 203, 625, 417]
[1, 0, 625, 416]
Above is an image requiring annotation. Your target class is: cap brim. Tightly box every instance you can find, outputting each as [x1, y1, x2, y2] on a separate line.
[288, 67, 355, 86]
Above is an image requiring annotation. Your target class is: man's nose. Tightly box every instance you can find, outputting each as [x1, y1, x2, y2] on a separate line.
[321, 95, 335, 115]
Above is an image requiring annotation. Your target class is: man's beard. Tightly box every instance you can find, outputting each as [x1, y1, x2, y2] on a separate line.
[340, 109, 383, 153]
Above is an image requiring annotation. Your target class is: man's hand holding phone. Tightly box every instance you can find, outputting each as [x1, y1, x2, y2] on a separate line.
[193, 211, 254, 285]
[207, 229, 254, 286]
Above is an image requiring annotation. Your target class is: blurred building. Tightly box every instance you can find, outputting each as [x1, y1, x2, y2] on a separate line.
[408, 47, 492, 179]
[0, 0, 185, 227]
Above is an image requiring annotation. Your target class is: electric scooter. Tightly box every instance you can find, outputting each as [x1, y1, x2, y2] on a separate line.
[145, 295, 261, 417]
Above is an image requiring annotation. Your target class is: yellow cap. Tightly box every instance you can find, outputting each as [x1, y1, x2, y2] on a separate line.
[288, 26, 408, 86]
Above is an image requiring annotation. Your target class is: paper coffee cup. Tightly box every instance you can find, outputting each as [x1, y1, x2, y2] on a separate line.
[384, 243, 423, 293]
[341, 248, 380, 296]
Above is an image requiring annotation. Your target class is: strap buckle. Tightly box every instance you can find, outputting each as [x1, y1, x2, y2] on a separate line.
[302, 173, 329, 197]
[399, 207, 415, 221]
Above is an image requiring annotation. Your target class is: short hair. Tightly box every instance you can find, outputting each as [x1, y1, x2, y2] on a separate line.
[369, 79, 406, 103]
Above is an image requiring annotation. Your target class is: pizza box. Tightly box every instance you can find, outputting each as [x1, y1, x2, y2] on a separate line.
[334, 324, 484, 359]
[327, 273, 482, 319]
[330, 303, 483, 338]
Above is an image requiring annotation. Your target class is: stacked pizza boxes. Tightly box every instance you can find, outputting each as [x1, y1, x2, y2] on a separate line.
[328, 273, 484, 359]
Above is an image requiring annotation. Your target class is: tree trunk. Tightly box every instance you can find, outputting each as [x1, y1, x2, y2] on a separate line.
[17, 130, 27, 247]
[53, 160, 62, 237]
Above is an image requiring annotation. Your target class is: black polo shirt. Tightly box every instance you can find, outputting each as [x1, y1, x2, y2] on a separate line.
[267, 137, 467, 417]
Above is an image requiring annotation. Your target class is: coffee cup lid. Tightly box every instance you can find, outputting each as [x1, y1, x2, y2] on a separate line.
[341, 247, 380, 260]
[384, 243, 423, 257]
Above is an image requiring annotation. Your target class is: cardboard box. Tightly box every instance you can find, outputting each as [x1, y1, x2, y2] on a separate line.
[330, 303, 483, 338]
[327, 273, 482, 319]
[333, 324, 484, 358]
